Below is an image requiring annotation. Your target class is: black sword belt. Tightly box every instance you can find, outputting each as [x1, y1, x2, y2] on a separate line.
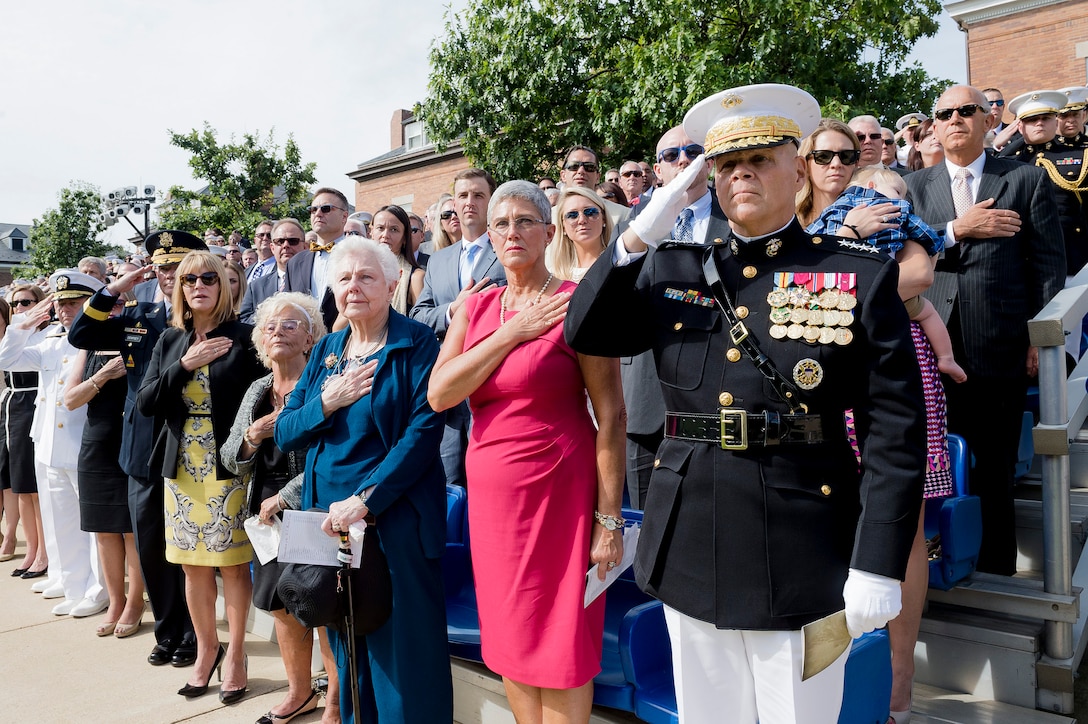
[664, 410, 831, 450]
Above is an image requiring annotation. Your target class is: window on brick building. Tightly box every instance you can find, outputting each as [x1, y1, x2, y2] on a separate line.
[405, 120, 428, 150]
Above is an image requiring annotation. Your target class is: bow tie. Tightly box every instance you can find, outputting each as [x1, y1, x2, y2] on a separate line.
[310, 241, 334, 253]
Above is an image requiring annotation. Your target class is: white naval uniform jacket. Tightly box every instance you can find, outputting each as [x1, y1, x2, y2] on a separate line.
[0, 323, 87, 469]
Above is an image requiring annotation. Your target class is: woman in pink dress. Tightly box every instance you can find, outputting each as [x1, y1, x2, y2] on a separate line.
[429, 180, 626, 723]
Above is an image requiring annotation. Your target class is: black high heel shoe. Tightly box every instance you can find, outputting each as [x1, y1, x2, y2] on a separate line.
[219, 653, 248, 704]
[177, 644, 225, 698]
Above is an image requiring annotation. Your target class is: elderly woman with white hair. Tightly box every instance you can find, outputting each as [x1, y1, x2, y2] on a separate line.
[429, 180, 625, 724]
[221, 292, 339, 724]
[275, 237, 452, 723]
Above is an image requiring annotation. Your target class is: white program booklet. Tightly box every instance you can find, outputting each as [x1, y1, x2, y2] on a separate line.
[584, 524, 640, 607]
[276, 509, 365, 568]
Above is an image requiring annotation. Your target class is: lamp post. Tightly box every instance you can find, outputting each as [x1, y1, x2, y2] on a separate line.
[100, 185, 156, 240]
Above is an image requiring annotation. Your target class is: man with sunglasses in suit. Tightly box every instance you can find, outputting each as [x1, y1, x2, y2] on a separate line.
[851, 115, 909, 177]
[556, 145, 630, 227]
[283, 187, 350, 329]
[238, 218, 306, 324]
[908, 84, 1065, 576]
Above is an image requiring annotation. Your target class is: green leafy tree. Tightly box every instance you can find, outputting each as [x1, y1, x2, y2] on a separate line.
[23, 181, 109, 277]
[421, 0, 952, 180]
[158, 124, 318, 237]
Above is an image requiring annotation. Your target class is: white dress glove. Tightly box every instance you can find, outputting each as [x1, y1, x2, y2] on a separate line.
[626, 154, 708, 248]
[842, 568, 902, 639]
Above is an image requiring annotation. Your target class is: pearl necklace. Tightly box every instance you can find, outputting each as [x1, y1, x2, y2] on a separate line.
[500, 273, 553, 324]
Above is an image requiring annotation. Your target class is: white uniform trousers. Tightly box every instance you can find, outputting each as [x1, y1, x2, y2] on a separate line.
[45, 466, 103, 604]
[663, 605, 849, 724]
[34, 460, 63, 589]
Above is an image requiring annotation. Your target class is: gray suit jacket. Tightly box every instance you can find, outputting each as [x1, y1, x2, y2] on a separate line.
[238, 271, 279, 325]
[409, 236, 506, 339]
[907, 156, 1066, 377]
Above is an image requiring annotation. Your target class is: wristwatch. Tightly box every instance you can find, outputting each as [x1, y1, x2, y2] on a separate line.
[594, 511, 626, 531]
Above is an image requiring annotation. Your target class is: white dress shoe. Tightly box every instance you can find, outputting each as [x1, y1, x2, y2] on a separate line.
[30, 578, 54, 593]
[52, 599, 77, 616]
[70, 596, 109, 618]
[40, 584, 65, 599]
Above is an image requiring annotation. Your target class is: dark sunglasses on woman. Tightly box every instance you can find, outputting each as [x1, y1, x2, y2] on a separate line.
[563, 207, 602, 221]
[807, 149, 860, 166]
[440, 210, 458, 221]
[180, 272, 220, 287]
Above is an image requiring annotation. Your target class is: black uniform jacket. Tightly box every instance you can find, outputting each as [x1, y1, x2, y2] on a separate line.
[565, 217, 926, 630]
[69, 291, 171, 480]
[136, 319, 264, 481]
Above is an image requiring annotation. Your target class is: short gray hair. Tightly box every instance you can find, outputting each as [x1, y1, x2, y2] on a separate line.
[328, 237, 400, 284]
[488, 180, 551, 225]
[272, 218, 304, 236]
[78, 256, 107, 276]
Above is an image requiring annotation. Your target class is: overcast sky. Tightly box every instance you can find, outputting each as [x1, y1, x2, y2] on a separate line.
[0, 1, 967, 249]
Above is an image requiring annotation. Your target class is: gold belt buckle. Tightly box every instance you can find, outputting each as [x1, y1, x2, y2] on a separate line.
[720, 408, 748, 450]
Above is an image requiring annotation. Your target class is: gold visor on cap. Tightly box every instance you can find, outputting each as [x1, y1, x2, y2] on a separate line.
[704, 115, 802, 157]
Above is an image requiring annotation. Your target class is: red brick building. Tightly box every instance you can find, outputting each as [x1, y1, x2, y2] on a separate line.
[347, 110, 470, 222]
[946, 0, 1088, 124]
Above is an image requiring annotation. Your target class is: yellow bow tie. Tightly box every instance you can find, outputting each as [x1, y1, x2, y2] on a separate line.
[310, 241, 334, 253]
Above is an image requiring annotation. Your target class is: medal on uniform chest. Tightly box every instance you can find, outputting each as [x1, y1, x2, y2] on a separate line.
[767, 271, 857, 344]
[793, 358, 824, 390]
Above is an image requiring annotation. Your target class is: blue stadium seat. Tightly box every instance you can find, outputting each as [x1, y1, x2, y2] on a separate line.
[837, 630, 892, 724]
[442, 484, 481, 661]
[926, 434, 983, 590]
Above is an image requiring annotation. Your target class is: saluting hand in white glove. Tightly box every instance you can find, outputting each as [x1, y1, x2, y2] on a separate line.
[624, 154, 708, 252]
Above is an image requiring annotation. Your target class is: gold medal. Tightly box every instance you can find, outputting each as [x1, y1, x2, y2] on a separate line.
[789, 308, 808, 324]
[787, 323, 805, 339]
[819, 327, 837, 345]
[818, 290, 840, 308]
[767, 290, 789, 307]
[837, 294, 857, 311]
[822, 310, 840, 326]
[839, 311, 854, 326]
[807, 309, 824, 325]
[803, 326, 821, 343]
[835, 328, 854, 345]
[769, 324, 788, 339]
[792, 358, 824, 390]
[788, 287, 811, 307]
[769, 307, 791, 324]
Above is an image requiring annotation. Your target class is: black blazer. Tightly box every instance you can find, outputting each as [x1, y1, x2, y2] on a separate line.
[136, 319, 264, 480]
[565, 218, 925, 630]
[69, 290, 170, 481]
[907, 156, 1066, 377]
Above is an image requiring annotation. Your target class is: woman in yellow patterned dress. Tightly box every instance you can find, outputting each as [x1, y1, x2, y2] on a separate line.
[137, 250, 263, 704]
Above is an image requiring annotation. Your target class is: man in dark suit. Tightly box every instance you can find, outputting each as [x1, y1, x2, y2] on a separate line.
[283, 187, 350, 329]
[410, 169, 505, 486]
[238, 218, 305, 324]
[908, 84, 1066, 575]
[566, 84, 925, 723]
[68, 230, 206, 667]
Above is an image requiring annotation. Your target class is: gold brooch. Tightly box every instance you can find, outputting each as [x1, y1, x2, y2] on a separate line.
[324, 353, 338, 369]
[720, 93, 743, 109]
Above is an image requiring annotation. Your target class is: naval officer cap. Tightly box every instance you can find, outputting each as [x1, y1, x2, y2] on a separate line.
[49, 270, 104, 300]
[896, 112, 928, 131]
[1008, 90, 1067, 120]
[144, 230, 207, 266]
[683, 83, 822, 159]
[1058, 86, 1088, 113]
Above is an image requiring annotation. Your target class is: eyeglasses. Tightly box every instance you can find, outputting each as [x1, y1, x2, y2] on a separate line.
[882, 139, 896, 146]
[657, 144, 705, 163]
[440, 210, 458, 221]
[989, 99, 1005, 108]
[255, 232, 272, 239]
[564, 161, 599, 173]
[271, 237, 303, 246]
[600, 192, 617, 200]
[489, 217, 547, 235]
[856, 132, 883, 141]
[263, 319, 307, 334]
[10, 299, 35, 308]
[563, 207, 602, 221]
[620, 170, 644, 178]
[180, 272, 220, 287]
[807, 149, 861, 166]
[307, 204, 343, 215]
[411, 226, 422, 233]
[934, 104, 986, 122]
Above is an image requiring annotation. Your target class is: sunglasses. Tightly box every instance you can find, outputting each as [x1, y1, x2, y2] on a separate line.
[989, 99, 1005, 108]
[807, 149, 860, 166]
[411, 226, 422, 233]
[344, 230, 363, 236]
[600, 192, 616, 200]
[882, 139, 895, 146]
[563, 207, 602, 221]
[657, 144, 705, 163]
[272, 237, 303, 246]
[254, 232, 272, 239]
[564, 161, 599, 173]
[10, 299, 36, 308]
[263, 319, 307, 334]
[307, 204, 343, 215]
[440, 210, 458, 220]
[620, 170, 643, 178]
[180, 272, 220, 287]
[934, 104, 986, 122]
[856, 132, 882, 141]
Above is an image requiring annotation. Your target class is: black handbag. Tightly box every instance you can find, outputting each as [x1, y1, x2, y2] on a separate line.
[277, 520, 393, 636]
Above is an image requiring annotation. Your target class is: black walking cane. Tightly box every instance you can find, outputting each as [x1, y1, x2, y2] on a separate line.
[337, 530, 362, 724]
